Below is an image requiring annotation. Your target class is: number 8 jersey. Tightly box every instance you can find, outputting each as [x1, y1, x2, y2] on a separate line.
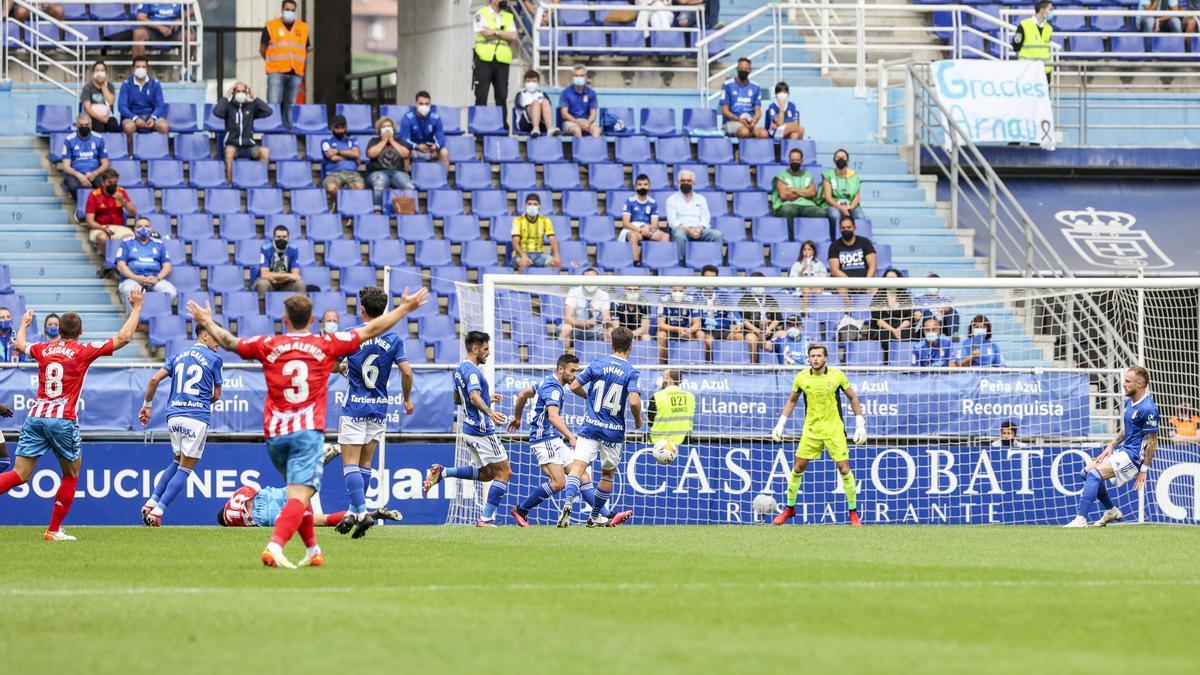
[25, 339, 115, 420]
[237, 331, 361, 437]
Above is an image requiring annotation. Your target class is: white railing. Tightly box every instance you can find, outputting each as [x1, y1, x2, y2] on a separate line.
[997, 8, 1197, 62]
[2, 0, 86, 95]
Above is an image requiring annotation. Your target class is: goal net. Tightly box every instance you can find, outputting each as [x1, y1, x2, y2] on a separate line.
[450, 275, 1200, 526]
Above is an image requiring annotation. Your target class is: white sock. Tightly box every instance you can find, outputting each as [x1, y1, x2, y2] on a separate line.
[267, 542, 284, 556]
[306, 545, 321, 557]
[144, 499, 158, 509]
[150, 506, 164, 517]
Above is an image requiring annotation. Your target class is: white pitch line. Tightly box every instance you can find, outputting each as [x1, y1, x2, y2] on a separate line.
[4, 578, 1200, 598]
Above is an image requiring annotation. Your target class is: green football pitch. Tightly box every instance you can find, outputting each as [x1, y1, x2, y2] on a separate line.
[2, 526, 1197, 675]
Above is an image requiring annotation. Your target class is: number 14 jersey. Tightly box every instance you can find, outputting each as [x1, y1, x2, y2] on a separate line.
[237, 331, 361, 437]
[577, 354, 641, 443]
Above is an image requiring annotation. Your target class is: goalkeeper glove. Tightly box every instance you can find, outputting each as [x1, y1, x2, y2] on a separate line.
[771, 415, 787, 442]
[852, 415, 867, 444]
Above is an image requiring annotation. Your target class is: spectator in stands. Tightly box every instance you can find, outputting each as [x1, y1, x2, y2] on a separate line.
[473, 0, 518, 128]
[80, 61, 120, 133]
[254, 225, 306, 295]
[674, 0, 722, 30]
[365, 116, 413, 208]
[736, 272, 782, 364]
[1169, 401, 1200, 444]
[559, 268, 611, 351]
[116, 216, 176, 311]
[118, 56, 169, 155]
[61, 113, 110, 194]
[1186, 1, 1200, 33]
[666, 170, 722, 264]
[788, 239, 829, 306]
[0, 306, 27, 363]
[721, 58, 767, 140]
[7, 2, 64, 26]
[863, 268, 913, 364]
[657, 285, 702, 365]
[770, 149, 824, 237]
[697, 265, 740, 361]
[636, 0, 674, 36]
[319, 309, 340, 335]
[911, 316, 954, 367]
[511, 193, 562, 273]
[991, 420, 1027, 448]
[828, 216, 877, 291]
[399, 92, 450, 168]
[41, 314, 61, 345]
[514, 70, 559, 137]
[1138, 0, 1183, 35]
[1012, 1, 1054, 86]
[213, 82, 272, 186]
[520, 0, 559, 28]
[132, 3, 196, 60]
[321, 114, 365, 203]
[84, 169, 136, 245]
[611, 286, 652, 341]
[559, 65, 601, 138]
[823, 148, 865, 240]
[914, 274, 960, 337]
[262, 0, 309, 132]
[953, 314, 1003, 367]
[622, 173, 669, 264]
[765, 82, 804, 140]
[771, 314, 811, 366]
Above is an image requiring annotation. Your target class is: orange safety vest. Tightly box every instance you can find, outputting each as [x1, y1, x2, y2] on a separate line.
[264, 17, 308, 76]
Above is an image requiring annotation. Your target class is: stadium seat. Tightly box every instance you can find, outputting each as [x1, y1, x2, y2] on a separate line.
[1153, 35, 1187, 55]
[612, 28, 648, 51]
[123, 187, 155, 214]
[133, 133, 170, 160]
[175, 133, 212, 162]
[388, 266, 426, 294]
[1091, 14, 1127, 32]
[262, 133, 299, 161]
[176, 213, 213, 243]
[291, 105, 329, 134]
[431, 337, 459, 361]
[782, 139, 817, 163]
[587, 163, 626, 191]
[412, 162, 448, 190]
[544, 163, 583, 191]
[149, 316, 187, 347]
[571, 137, 608, 166]
[380, 104, 412, 122]
[370, 240, 407, 267]
[206, 265, 246, 294]
[221, 291, 259, 319]
[655, 136, 692, 164]
[236, 315, 275, 336]
[205, 188, 243, 216]
[36, 104, 72, 134]
[600, 107, 635, 137]
[306, 213, 344, 243]
[104, 159, 141, 187]
[267, 214, 301, 239]
[461, 240, 500, 269]
[634, 163, 670, 189]
[434, 105, 463, 135]
[188, 160, 227, 188]
[416, 240, 453, 267]
[96, 132, 126, 160]
[640, 107, 678, 137]
[454, 162, 492, 190]
[147, 160, 185, 189]
[713, 216, 747, 242]
[419, 315, 457, 341]
[792, 218, 829, 243]
[324, 239, 364, 269]
[558, 240, 588, 269]
[738, 138, 776, 165]
[468, 190, 507, 219]
[596, 241, 635, 270]
[445, 136, 476, 162]
[310, 291, 346, 318]
[233, 161, 270, 189]
[1054, 13, 1087, 31]
[219, 213, 257, 241]
[679, 163, 711, 190]
[562, 191, 599, 218]
[337, 189, 375, 217]
[404, 338, 430, 363]
[234, 240, 267, 268]
[191, 239, 231, 267]
[290, 188, 328, 215]
[168, 266, 202, 293]
[580, 215, 616, 243]
[276, 161, 315, 190]
[700, 190, 727, 216]
[468, 106, 507, 135]
[527, 136, 565, 164]
[1067, 35, 1105, 56]
[753, 216, 790, 243]
[845, 341, 884, 366]
[499, 163, 537, 191]
[397, 214, 436, 241]
[616, 137, 653, 166]
[640, 241, 677, 271]
[716, 164, 754, 191]
[685, 242, 724, 268]
[728, 241, 765, 270]
[335, 104, 374, 134]
[698, 138, 735, 165]
[162, 188, 199, 216]
[483, 136, 521, 163]
[733, 192, 770, 218]
[164, 103, 198, 133]
[651, 29, 686, 53]
[443, 214, 482, 244]
[682, 108, 719, 134]
[353, 214, 392, 242]
[756, 163, 786, 190]
[304, 135, 327, 162]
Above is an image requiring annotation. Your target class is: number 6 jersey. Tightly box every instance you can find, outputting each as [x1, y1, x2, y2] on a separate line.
[25, 339, 115, 420]
[237, 331, 361, 437]
[341, 328, 408, 422]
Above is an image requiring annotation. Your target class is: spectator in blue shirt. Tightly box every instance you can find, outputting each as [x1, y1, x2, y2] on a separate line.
[61, 113, 110, 194]
[765, 81, 804, 140]
[321, 114, 365, 202]
[720, 58, 767, 139]
[621, 173, 668, 264]
[559, 64, 600, 138]
[911, 317, 955, 367]
[118, 56, 170, 155]
[116, 216, 176, 311]
[954, 314, 1003, 367]
[398, 91, 450, 167]
[132, 3, 196, 60]
[913, 274, 961, 338]
[771, 314, 812, 367]
[697, 265, 740, 362]
[657, 285, 702, 365]
[0, 306, 31, 363]
[253, 225, 306, 296]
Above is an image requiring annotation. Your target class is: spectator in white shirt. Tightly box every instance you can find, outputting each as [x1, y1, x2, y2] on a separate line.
[513, 69, 559, 137]
[788, 239, 829, 306]
[665, 169, 723, 265]
[558, 268, 612, 351]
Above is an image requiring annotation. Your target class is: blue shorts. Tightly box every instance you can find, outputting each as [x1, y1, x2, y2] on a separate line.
[264, 430, 325, 491]
[15, 417, 82, 463]
[251, 485, 288, 527]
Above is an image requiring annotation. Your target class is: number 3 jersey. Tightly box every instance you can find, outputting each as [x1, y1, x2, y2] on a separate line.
[237, 331, 361, 437]
[341, 328, 408, 422]
[162, 343, 224, 424]
[25, 339, 115, 420]
[577, 354, 641, 443]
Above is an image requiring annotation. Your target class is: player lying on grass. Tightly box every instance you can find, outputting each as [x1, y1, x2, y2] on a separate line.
[770, 342, 868, 526]
[507, 353, 632, 527]
[1065, 365, 1159, 528]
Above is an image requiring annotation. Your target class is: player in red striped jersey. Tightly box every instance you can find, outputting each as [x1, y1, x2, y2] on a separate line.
[0, 290, 144, 540]
[186, 289, 426, 568]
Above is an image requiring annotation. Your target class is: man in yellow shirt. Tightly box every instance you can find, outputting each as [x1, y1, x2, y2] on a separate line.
[511, 193, 562, 273]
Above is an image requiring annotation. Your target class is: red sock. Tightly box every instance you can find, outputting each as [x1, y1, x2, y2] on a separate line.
[47, 475, 79, 533]
[324, 511, 347, 526]
[269, 499, 306, 547]
[299, 507, 317, 548]
[0, 470, 24, 495]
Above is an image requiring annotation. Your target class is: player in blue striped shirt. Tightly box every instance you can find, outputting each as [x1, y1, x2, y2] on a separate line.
[138, 325, 224, 526]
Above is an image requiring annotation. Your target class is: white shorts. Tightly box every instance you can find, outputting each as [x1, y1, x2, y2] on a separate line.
[771, 126, 790, 139]
[338, 416, 385, 446]
[573, 436, 623, 471]
[168, 416, 210, 459]
[463, 434, 508, 468]
[531, 437, 571, 467]
[1107, 450, 1139, 487]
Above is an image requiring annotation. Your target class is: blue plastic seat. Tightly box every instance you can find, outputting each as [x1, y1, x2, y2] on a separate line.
[335, 104, 374, 134]
[291, 105, 329, 135]
[133, 133, 170, 160]
[1054, 13, 1087, 31]
[738, 138, 776, 165]
[756, 163, 786, 190]
[235, 315, 275, 337]
[148, 316, 187, 347]
[588, 163, 626, 191]
[306, 213, 344, 243]
[572, 136, 609, 165]
[205, 264, 245, 295]
[714, 216, 747, 242]
[612, 27, 647, 51]
[221, 291, 259, 319]
[397, 214, 436, 241]
[203, 103, 222, 132]
[266, 214, 301, 239]
[205, 188, 243, 216]
[147, 160, 185, 188]
[1091, 14, 1127, 32]
[558, 240, 588, 269]
[353, 214, 392, 242]
[232, 161, 270, 189]
[1067, 35, 1105, 56]
[167, 266, 202, 293]
[190, 238, 230, 267]
[682, 108, 719, 134]
[262, 133, 298, 161]
[616, 136, 653, 164]
[416, 240, 454, 267]
[544, 163, 582, 191]
[220, 213, 258, 241]
[471, 190, 510, 219]
[596, 241, 634, 270]
[640, 107, 678, 137]
[483, 136, 521, 163]
[162, 188, 199, 216]
[770, 242, 802, 268]
[499, 163, 537, 191]
[164, 103, 198, 133]
[36, 104, 72, 134]
[716, 164, 754, 191]
[123, 187, 155, 214]
[419, 315, 458, 341]
[324, 239, 364, 269]
[782, 139, 817, 163]
[468, 106, 507, 135]
[310, 291, 347, 318]
[700, 190, 727, 216]
[792, 218, 828, 243]
[563, 191, 599, 217]
[290, 188, 328, 216]
[733, 192, 769, 218]
[339, 265, 378, 295]
[600, 107, 635, 137]
[698, 137, 735, 165]
[188, 160, 226, 188]
[445, 136, 476, 162]
[753, 216, 791, 243]
[388, 266, 426, 293]
[175, 133, 212, 161]
[370, 240, 407, 267]
[685, 242, 724, 268]
[569, 29, 608, 52]
[846, 341, 884, 366]
[655, 136, 692, 164]
[728, 241, 765, 270]
[276, 161, 314, 189]
[404, 338, 429, 363]
[176, 213, 213, 242]
[558, 8, 593, 26]
[98, 132, 127, 160]
[580, 215, 615, 243]
[443, 214, 481, 244]
[1111, 35, 1145, 56]
[1153, 35, 1187, 55]
[642, 241, 678, 270]
[527, 136, 565, 164]
[337, 189, 375, 216]
[234, 239, 267, 268]
[380, 104, 412, 122]
[651, 29, 686, 53]
[461, 240, 500, 269]
[412, 162, 448, 190]
[304, 135, 327, 162]
[434, 106, 463, 135]
[455, 162, 492, 190]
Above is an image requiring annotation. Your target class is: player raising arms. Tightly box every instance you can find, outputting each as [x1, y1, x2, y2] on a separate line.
[0, 291, 144, 540]
[187, 288, 427, 568]
[557, 326, 643, 528]
[507, 353, 633, 527]
[770, 343, 868, 526]
[138, 324, 224, 526]
[422, 331, 511, 528]
[335, 285, 414, 539]
[1066, 365, 1159, 528]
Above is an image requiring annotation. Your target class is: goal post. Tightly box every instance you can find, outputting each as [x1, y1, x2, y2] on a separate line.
[448, 274, 1200, 526]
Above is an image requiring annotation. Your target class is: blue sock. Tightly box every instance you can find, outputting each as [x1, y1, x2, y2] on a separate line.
[579, 482, 597, 509]
[344, 465, 367, 514]
[481, 480, 508, 520]
[1077, 469, 1103, 518]
[1096, 480, 1114, 510]
[157, 466, 192, 511]
[151, 461, 179, 503]
[360, 466, 374, 506]
[562, 476, 581, 509]
[591, 487, 611, 519]
[518, 481, 555, 513]
[444, 466, 481, 481]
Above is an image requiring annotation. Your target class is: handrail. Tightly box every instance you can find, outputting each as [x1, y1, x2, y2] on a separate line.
[3, 0, 87, 94]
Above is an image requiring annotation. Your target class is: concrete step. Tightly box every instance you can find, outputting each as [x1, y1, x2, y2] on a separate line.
[0, 237, 86, 254]
[5, 263, 101, 280]
[0, 181, 57, 197]
[0, 210, 69, 224]
[0, 154, 44, 169]
[0, 223, 78, 235]
[16, 288, 116, 305]
[874, 240, 965, 257]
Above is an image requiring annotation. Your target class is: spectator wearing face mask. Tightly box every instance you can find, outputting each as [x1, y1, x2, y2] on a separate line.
[910, 316, 954, 367]
[827, 216, 877, 304]
[41, 314, 62, 345]
[118, 55, 169, 156]
[513, 70, 559, 138]
[132, 3, 198, 60]
[771, 314, 811, 366]
[721, 58, 768, 140]
[657, 286, 703, 365]
[666, 169, 722, 265]
[321, 114, 365, 202]
[696, 265, 741, 362]
[61, 113, 110, 194]
[737, 272, 782, 364]
[559, 65, 601, 138]
[85, 169, 137, 245]
[914, 275, 961, 337]
[116, 216, 176, 312]
[511, 194, 561, 273]
[765, 81, 804, 140]
[611, 286, 652, 341]
[635, 0, 673, 36]
[254, 225, 306, 295]
[788, 239, 829, 306]
[261, 0, 309, 131]
[771, 148, 824, 239]
[81, 60, 120, 133]
[954, 314, 1002, 367]
[365, 116, 413, 207]
[859, 268, 912, 363]
[991, 421, 1027, 448]
[0, 307, 30, 363]
[318, 309, 340, 336]
[399, 91, 450, 168]
[559, 268, 611, 351]
[822, 148, 865, 241]
[214, 81, 272, 185]
[621, 173, 668, 264]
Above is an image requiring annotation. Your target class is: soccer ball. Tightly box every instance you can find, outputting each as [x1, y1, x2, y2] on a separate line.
[652, 439, 678, 465]
[751, 494, 778, 517]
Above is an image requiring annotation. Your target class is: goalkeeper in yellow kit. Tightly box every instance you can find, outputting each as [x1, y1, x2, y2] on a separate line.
[770, 343, 868, 526]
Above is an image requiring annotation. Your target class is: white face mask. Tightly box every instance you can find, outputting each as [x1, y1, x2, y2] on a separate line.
[626, 291, 639, 301]
[671, 291, 686, 303]
[94, 70, 107, 82]
[234, 92, 248, 104]
[416, 104, 431, 117]
[324, 321, 338, 334]
[750, 286, 765, 296]
[573, 76, 586, 88]
[776, 92, 788, 104]
[381, 125, 393, 135]
[787, 327, 801, 339]
[133, 67, 148, 80]
[525, 204, 539, 218]
[583, 283, 597, 295]
[926, 288, 939, 297]
[524, 81, 539, 92]
[972, 326, 988, 338]
[926, 331, 940, 343]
